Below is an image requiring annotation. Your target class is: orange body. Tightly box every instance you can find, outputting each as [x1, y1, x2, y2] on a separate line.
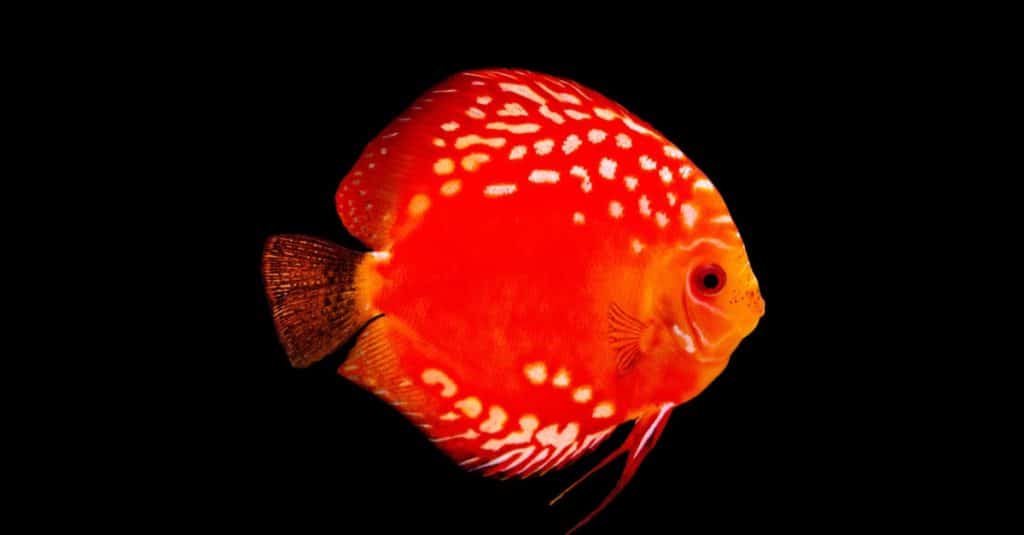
[268, 68, 764, 531]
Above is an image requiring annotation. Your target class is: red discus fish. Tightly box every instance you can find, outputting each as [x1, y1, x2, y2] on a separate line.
[262, 68, 764, 532]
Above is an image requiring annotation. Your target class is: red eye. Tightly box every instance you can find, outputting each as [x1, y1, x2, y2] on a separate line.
[692, 264, 726, 295]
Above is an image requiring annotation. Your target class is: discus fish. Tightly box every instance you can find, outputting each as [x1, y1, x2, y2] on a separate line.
[262, 68, 764, 532]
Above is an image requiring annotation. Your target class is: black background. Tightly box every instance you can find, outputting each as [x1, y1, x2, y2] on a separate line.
[186, 34, 908, 534]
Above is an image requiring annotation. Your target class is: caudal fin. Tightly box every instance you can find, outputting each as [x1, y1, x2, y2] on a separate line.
[262, 234, 373, 368]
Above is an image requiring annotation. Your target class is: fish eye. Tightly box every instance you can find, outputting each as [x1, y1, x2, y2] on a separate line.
[692, 263, 726, 296]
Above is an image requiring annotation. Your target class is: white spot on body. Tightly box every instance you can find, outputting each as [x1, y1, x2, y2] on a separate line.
[528, 170, 560, 184]
[570, 165, 592, 193]
[509, 145, 527, 160]
[592, 402, 615, 419]
[711, 215, 734, 224]
[638, 195, 652, 217]
[440, 179, 462, 196]
[421, 368, 457, 398]
[455, 135, 507, 149]
[599, 158, 617, 179]
[497, 102, 528, 117]
[486, 122, 541, 134]
[552, 368, 571, 387]
[679, 165, 694, 179]
[479, 405, 508, 433]
[659, 166, 674, 184]
[573, 212, 585, 225]
[681, 203, 698, 228]
[462, 153, 490, 172]
[667, 192, 678, 206]
[564, 109, 591, 120]
[441, 411, 460, 421]
[640, 155, 657, 171]
[432, 137, 446, 147]
[587, 129, 607, 143]
[534, 422, 581, 472]
[533, 138, 554, 155]
[656, 211, 670, 228]
[484, 183, 518, 197]
[624, 176, 638, 191]
[572, 386, 592, 403]
[616, 133, 633, 149]
[631, 238, 645, 254]
[562, 134, 582, 154]
[476, 95, 492, 105]
[482, 415, 540, 451]
[523, 362, 548, 385]
[538, 105, 565, 124]
[609, 201, 624, 219]
[441, 121, 459, 132]
[433, 158, 455, 175]
[466, 107, 486, 119]
[455, 396, 483, 418]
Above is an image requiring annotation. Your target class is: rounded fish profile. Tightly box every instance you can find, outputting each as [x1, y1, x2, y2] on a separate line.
[262, 68, 764, 533]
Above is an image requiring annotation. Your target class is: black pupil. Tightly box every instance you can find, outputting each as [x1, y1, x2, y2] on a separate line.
[702, 273, 720, 290]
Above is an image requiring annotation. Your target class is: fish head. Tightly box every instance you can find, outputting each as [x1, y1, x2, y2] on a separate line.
[642, 223, 764, 398]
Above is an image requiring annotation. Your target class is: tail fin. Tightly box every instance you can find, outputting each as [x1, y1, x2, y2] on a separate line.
[262, 234, 373, 368]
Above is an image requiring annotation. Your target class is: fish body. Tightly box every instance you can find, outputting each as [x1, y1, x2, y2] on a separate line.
[263, 68, 764, 530]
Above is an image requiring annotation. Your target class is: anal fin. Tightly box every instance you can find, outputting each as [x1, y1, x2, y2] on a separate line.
[339, 317, 429, 418]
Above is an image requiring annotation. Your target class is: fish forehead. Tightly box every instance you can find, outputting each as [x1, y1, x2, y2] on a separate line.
[341, 68, 741, 250]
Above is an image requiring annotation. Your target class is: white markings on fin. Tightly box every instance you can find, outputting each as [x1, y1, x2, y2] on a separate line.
[498, 83, 547, 105]
[593, 107, 616, 120]
[536, 80, 582, 105]
[664, 145, 685, 159]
